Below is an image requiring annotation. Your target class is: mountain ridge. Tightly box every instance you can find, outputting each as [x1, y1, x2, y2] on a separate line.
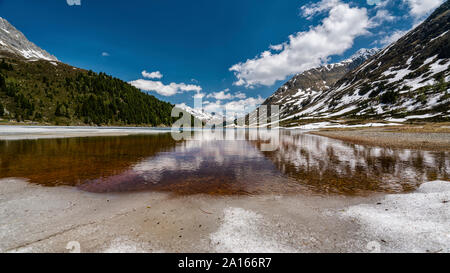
[246, 48, 379, 125]
[290, 1, 450, 122]
[252, 1, 449, 127]
[0, 17, 58, 62]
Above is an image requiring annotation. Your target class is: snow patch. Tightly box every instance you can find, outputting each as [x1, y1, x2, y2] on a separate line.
[430, 30, 449, 43]
[286, 122, 400, 130]
[382, 67, 412, 84]
[406, 56, 413, 66]
[210, 207, 296, 253]
[322, 106, 357, 118]
[429, 59, 449, 75]
[423, 55, 438, 66]
[292, 89, 304, 97]
[385, 117, 407, 122]
[342, 181, 450, 253]
[102, 237, 161, 253]
[0, 126, 171, 140]
[405, 113, 441, 119]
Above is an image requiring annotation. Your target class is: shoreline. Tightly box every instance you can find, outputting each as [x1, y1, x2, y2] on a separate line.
[0, 178, 448, 253]
[310, 127, 450, 151]
[0, 125, 172, 140]
[1, 125, 450, 151]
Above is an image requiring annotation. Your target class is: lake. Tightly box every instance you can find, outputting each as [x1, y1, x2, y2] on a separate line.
[0, 129, 448, 195]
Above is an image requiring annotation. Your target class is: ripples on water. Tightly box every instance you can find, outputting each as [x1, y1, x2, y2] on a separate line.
[0, 130, 448, 195]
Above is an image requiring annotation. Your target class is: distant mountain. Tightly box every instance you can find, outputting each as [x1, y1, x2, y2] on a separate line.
[275, 1, 449, 125]
[261, 48, 378, 120]
[177, 104, 224, 125]
[0, 17, 177, 126]
[0, 17, 57, 61]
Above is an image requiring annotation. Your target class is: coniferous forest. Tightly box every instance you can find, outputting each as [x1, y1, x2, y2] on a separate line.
[0, 57, 177, 126]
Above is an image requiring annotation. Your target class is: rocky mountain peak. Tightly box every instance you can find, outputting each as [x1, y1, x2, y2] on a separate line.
[0, 17, 58, 62]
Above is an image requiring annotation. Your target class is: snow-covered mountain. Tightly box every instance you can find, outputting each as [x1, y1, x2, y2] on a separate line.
[279, 1, 450, 124]
[0, 17, 57, 61]
[245, 48, 378, 125]
[176, 104, 224, 124]
[253, 1, 449, 127]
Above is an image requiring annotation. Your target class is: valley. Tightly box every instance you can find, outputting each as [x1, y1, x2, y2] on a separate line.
[0, 0, 449, 255]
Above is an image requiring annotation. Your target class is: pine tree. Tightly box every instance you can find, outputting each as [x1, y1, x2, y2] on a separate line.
[0, 74, 6, 90]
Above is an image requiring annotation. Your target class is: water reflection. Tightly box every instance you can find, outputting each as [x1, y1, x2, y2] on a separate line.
[0, 130, 448, 195]
[257, 130, 449, 194]
[0, 135, 177, 187]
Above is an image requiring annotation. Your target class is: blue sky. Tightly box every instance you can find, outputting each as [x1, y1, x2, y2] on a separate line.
[0, 0, 444, 116]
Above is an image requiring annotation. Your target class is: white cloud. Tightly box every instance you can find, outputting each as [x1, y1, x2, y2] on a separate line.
[379, 29, 408, 46]
[101, 52, 110, 57]
[142, 70, 163, 79]
[207, 89, 232, 100]
[180, 92, 258, 119]
[370, 9, 396, 27]
[175, 102, 189, 109]
[222, 96, 264, 113]
[269, 44, 284, 51]
[300, 0, 340, 19]
[203, 96, 265, 118]
[403, 0, 444, 18]
[230, 1, 370, 88]
[206, 88, 248, 100]
[377, 12, 427, 47]
[367, 0, 384, 5]
[193, 92, 206, 99]
[234, 92, 247, 99]
[67, 0, 81, 6]
[129, 79, 202, 96]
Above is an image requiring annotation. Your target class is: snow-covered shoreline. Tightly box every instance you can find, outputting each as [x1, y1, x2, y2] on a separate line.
[0, 124, 397, 140]
[0, 125, 171, 140]
[342, 181, 450, 253]
[1, 178, 448, 253]
[283, 122, 401, 130]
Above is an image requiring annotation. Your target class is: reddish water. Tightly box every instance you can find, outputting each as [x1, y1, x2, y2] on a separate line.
[0, 130, 448, 195]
